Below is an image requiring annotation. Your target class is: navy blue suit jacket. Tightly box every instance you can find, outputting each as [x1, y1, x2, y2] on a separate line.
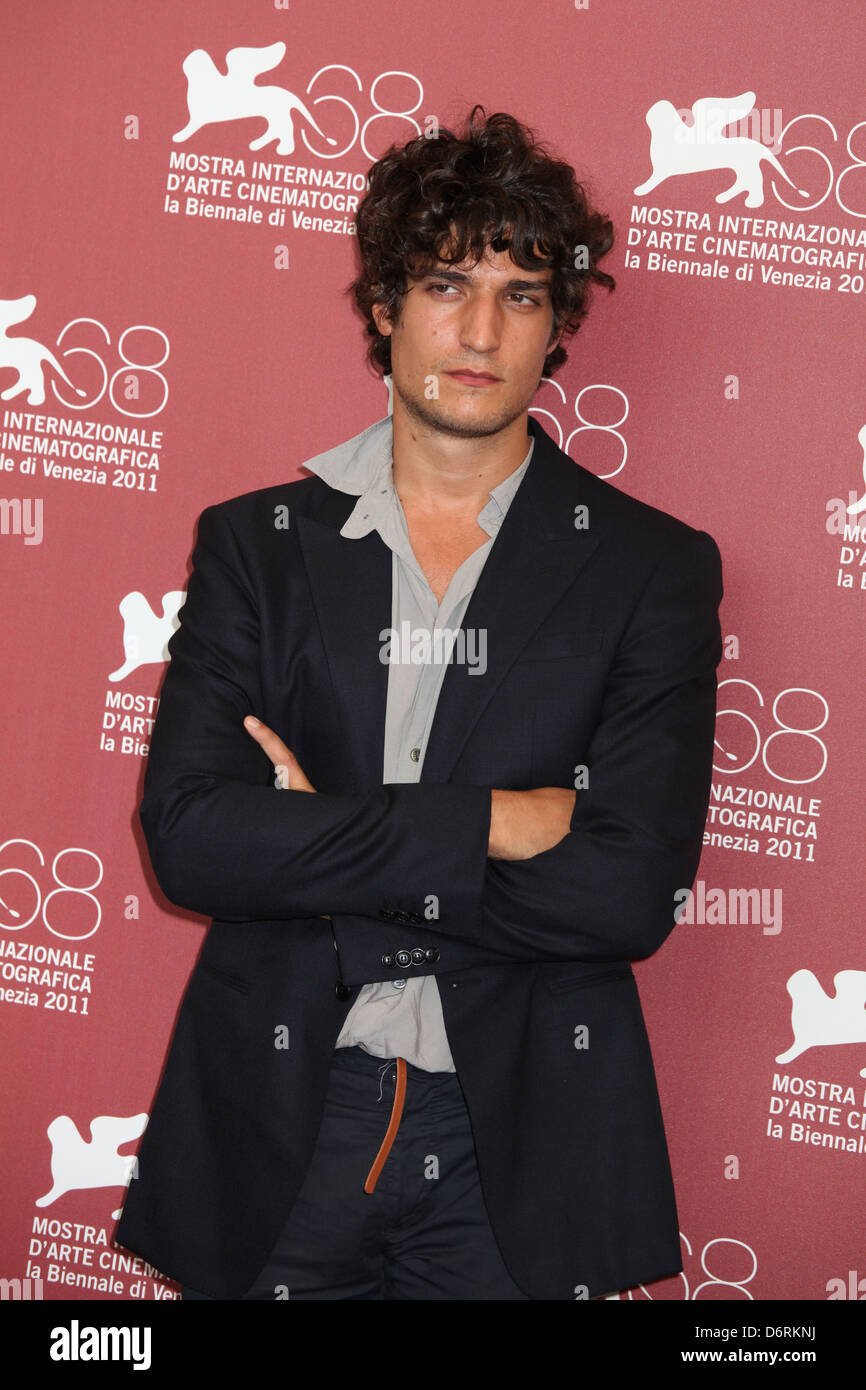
[115, 413, 723, 1299]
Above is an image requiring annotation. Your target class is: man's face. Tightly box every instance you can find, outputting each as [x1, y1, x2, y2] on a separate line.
[372, 237, 563, 439]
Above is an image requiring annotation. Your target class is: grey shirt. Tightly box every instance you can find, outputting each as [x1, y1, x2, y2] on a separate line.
[303, 413, 534, 1072]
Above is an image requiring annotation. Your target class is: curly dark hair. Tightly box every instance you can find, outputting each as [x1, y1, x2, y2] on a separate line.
[349, 104, 615, 380]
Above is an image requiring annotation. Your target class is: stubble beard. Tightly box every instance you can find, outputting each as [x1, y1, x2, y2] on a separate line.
[395, 372, 539, 440]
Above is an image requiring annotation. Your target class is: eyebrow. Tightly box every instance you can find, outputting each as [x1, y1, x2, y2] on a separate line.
[412, 268, 553, 295]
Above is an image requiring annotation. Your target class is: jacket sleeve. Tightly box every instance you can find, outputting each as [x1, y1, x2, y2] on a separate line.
[470, 526, 723, 964]
[138, 503, 492, 924]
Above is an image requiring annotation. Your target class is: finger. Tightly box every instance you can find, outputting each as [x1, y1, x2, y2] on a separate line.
[244, 716, 316, 792]
[244, 715, 292, 769]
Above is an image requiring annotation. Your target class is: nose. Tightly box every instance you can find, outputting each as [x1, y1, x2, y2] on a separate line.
[457, 290, 502, 356]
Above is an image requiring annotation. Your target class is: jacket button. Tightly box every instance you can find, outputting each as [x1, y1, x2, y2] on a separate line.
[395, 949, 412, 968]
[335, 982, 352, 1001]
[380, 908, 397, 921]
[425, 947, 440, 962]
[382, 953, 395, 967]
[411, 949, 426, 965]
[395, 910, 410, 924]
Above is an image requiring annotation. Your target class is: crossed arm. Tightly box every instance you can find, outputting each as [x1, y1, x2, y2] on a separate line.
[242, 713, 577, 864]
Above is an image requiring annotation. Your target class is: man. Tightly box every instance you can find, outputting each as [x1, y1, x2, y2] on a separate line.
[115, 107, 723, 1300]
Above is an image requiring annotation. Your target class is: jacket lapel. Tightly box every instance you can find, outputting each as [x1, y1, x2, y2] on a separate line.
[295, 414, 601, 790]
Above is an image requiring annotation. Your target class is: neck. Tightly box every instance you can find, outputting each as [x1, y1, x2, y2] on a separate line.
[390, 401, 531, 514]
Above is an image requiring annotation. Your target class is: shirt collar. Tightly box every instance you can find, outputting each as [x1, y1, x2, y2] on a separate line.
[302, 413, 534, 541]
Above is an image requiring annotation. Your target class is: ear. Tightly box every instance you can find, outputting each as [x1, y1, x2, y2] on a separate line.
[372, 301, 393, 337]
[547, 316, 566, 353]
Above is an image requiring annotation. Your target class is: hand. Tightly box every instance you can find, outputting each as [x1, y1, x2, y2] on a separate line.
[488, 787, 576, 861]
[243, 715, 316, 791]
[243, 715, 330, 920]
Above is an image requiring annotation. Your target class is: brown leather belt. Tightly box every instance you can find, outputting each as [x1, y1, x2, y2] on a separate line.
[363, 1056, 407, 1194]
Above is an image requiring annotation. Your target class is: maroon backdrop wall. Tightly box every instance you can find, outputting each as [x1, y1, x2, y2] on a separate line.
[1, 0, 864, 1303]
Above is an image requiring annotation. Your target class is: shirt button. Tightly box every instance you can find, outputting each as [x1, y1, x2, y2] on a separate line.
[409, 748, 420, 762]
[392, 979, 407, 991]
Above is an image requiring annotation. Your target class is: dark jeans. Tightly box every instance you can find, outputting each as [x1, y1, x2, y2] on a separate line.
[183, 1044, 531, 1300]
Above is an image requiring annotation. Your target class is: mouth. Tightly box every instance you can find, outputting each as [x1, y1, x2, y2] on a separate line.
[445, 369, 501, 386]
